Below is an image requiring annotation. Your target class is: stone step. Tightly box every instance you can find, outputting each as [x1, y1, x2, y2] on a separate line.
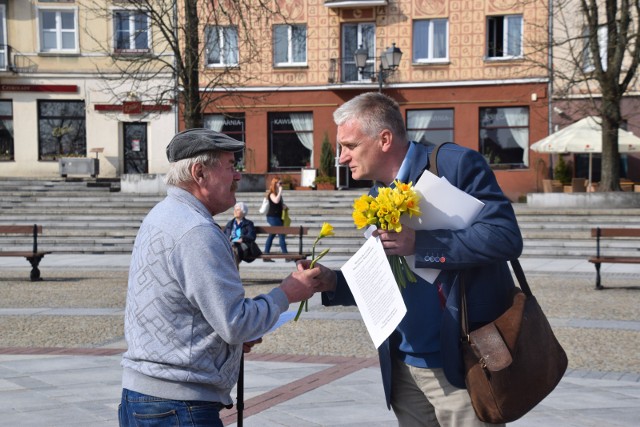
[2, 179, 640, 258]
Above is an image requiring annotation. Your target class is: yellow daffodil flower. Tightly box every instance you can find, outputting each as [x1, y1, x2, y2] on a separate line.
[319, 222, 334, 238]
[350, 181, 421, 288]
[295, 222, 335, 321]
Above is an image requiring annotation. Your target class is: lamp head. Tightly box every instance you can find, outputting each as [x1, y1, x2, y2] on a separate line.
[354, 45, 369, 70]
[384, 43, 403, 70]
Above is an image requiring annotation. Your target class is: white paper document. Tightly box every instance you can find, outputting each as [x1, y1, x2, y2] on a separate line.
[341, 235, 407, 348]
[248, 311, 295, 342]
[402, 172, 485, 283]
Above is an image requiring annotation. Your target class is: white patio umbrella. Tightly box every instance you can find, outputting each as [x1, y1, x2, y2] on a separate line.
[530, 116, 640, 187]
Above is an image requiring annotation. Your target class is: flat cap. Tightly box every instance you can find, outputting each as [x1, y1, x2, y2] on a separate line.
[166, 128, 245, 162]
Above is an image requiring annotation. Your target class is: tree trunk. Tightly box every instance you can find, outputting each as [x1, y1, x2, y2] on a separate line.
[182, 0, 203, 129]
[598, 97, 622, 191]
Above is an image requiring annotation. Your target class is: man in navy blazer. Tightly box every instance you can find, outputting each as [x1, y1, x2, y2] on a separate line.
[320, 93, 522, 426]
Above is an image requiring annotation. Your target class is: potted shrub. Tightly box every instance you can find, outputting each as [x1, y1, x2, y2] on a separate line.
[314, 133, 336, 190]
[280, 175, 296, 189]
[314, 174, 336, 190]
[553, 155, 572, 186]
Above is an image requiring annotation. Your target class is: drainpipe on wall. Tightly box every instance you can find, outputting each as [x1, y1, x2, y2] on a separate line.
[547, 0, 555, 179]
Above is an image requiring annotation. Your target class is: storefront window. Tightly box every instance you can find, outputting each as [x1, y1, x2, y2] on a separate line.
[204, 113, 246, 170]
[0, 100, 13, 161]
[268, 112, 313, 171]
[407, 109, 454, 145]
[38, 100, 86, 160]
[479, 107, 529, 168]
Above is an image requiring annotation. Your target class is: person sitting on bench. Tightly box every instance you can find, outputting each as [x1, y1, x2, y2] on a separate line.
[224, 202, 260, 267]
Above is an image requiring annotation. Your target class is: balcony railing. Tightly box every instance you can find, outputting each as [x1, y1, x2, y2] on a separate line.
[1, 45, 38, 73]
[328, 57, 371, 85]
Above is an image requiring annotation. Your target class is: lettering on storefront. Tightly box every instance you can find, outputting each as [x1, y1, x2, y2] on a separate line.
[0, 84, 78, 93]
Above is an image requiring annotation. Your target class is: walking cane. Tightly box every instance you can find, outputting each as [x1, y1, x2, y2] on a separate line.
[237, 352, 244, 426]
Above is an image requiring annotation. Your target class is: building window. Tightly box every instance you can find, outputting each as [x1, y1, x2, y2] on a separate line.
[479, 107, 529, 168]
[38, 100, 87, 161]
[268, 112, 313, 171]
[204, 113, 246, 170]
[274, 24, 307, 66]
[39, 8, 78, 52]
[0, 100, 13, 161]
[487, 15, 522, 59]
[205, 26, 238, 66]
[413, 19, 448, 63]
[0, 5, 6, 69]
[407, 109, 454, 145]
[114, 10, 150, 52]
[583, 25, 608, 72]
[342, 22, 375, 82]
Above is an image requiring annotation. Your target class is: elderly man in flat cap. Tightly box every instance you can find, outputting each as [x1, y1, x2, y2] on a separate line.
[119, 128, 332, 427]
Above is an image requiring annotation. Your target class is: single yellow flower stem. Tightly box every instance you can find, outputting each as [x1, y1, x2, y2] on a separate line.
[295, 248, 330, 321]
[294, 299, 306, 321]
[309, 249, 329, 268]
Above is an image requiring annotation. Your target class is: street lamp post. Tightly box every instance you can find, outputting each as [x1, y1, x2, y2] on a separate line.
[354, 43, 403, 92]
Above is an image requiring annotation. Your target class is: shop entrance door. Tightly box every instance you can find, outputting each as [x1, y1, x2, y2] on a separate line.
[123, 122, 148, 173]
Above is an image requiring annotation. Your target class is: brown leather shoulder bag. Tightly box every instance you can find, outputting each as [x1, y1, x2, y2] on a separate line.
[461, 260, 568, 423]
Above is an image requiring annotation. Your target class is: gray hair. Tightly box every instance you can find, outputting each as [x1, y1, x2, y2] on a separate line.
[333, 92, 407, 142]
[235, 202, 248, 215]
[164, 151, 221, 186]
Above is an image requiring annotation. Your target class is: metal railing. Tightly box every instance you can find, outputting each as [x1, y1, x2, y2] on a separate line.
[0, 45, 38, 73]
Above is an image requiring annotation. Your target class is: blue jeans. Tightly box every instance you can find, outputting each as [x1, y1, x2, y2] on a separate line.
[264, 215, 288, 253]
[118, 389, 225, 427]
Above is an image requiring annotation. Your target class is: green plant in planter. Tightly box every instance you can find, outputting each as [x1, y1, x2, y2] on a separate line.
[281, 175, 296, 189]
[319, 133, 335, 178]
[313, 175, 336, 185]
[553, 155, 572, 185]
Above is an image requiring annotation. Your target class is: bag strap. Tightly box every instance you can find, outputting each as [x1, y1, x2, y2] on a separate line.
[510, 259, 532, 296]
[460, 259, 531, 338]
[460, 273, 470, 339]
[428, 143, 532, 335]
[428, 142, 454, 177]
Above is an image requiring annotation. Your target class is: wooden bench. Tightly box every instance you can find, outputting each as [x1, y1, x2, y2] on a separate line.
[588, 227, 640, 289]
[254, 226, 311, 262]
[0, 225, 51, 281]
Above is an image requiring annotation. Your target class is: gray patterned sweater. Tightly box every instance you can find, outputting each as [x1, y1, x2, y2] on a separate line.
[121, 186, 288, 404]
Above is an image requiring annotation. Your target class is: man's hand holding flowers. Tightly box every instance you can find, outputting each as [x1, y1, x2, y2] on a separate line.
[352, 180, 421, 289]
[375, 226, 416, 256]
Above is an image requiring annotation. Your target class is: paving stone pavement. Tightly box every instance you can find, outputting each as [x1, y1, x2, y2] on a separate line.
[0, 254, 639, 426]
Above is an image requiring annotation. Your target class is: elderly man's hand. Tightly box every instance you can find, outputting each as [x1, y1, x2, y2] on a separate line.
[243, 338, 262, 354]
[296, 260, 336, 292]
[279, 263, 337, 303]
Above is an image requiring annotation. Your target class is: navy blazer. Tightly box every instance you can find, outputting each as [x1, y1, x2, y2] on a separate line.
[322, 142, 523, 407]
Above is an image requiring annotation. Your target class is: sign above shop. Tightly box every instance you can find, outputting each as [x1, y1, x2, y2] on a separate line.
[0, 84, 78, 93]
[94, 103, 172, 114]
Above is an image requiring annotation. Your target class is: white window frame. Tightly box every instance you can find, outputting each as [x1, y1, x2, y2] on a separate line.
[0, 5, 6, 70]
[342, 22, 376, 82]
[273, 24, 307, 67]
[37, 6, 79, 53]
[205, 25, 239, 67]
[583, 25, 608, 73]
[486, 15, 523, 60]
[113, 10, 151, 52]
[412, 19, 449, 64]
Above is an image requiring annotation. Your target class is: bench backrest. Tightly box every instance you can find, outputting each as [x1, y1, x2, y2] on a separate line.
[591, 228, 640, 238]
[0, 225, 42, 235]
[591, 227, 640, 258]
[255, 226, 309, 254]
[255, 226, 308, 236]
[0, 224, 42, 253]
